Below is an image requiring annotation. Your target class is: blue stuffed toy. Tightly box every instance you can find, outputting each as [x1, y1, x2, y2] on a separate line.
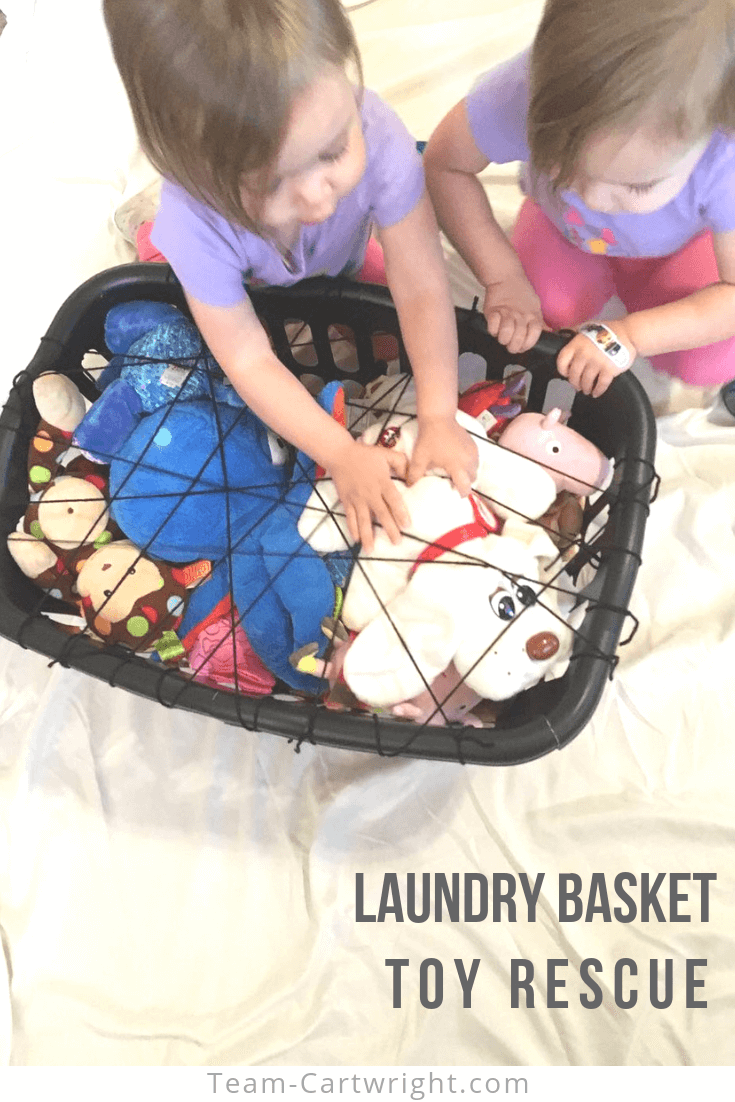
[78, 300, 246, 462]
[74, 300, 353, 693]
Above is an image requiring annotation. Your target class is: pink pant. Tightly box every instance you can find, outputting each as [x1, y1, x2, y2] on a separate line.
[136, 222, 388, 284]
[511, 198, 735, 386]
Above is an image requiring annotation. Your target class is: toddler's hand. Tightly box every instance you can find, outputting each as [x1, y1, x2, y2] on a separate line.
[406, 415, 479, 496]
[327, 439, 409, 553]
[483, 276, 545, 355]
[556, 319, 637, 397]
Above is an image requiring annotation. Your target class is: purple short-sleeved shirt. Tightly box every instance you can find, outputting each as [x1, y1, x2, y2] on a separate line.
[151, 88, 424, 306]
[465, 49, 735, 258]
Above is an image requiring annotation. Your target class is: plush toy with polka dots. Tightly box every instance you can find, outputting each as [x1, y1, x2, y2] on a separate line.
[8, 373, 210, 665]
[8, 373, 121, 603]
[75, 538, 210, 663]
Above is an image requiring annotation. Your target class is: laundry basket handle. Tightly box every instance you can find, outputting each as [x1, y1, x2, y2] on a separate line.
[529, 328, 577, 360]
[467, 305, 575, 366]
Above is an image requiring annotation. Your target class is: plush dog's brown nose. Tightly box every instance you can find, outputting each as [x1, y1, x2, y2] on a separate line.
[526, 632, 559, 661]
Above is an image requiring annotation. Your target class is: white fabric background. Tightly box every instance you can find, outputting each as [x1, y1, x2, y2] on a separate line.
[0, 0, 734, 1067]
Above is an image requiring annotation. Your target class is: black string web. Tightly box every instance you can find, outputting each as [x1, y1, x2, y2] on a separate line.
[0, 280, 656, 765]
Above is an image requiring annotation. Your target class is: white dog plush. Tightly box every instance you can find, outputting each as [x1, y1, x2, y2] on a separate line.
[341, 528, 581, 708]
[297, 408, 584, 711]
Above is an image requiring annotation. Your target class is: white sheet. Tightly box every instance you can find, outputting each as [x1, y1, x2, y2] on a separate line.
[1, 0, 734, 1068]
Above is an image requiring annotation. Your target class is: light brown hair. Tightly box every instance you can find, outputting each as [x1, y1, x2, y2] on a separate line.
[528, 0, 735, 189]
[103, 0, 362, 228]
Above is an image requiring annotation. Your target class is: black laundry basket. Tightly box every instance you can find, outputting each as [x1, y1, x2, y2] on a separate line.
[0, 263, 657, 765]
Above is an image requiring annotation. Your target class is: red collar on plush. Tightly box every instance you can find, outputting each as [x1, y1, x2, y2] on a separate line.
[409, 493, 502, 577]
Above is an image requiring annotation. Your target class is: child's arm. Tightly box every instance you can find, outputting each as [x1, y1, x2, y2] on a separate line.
[378, 189, 479, 493]
[556, 230, 735, 396]
[424, 101, 544, 355]
[185, 293, 409, 552]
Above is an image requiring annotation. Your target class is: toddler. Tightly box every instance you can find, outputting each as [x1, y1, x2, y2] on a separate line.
[424, 0, 735, 401]
[103, 0, 477, 552]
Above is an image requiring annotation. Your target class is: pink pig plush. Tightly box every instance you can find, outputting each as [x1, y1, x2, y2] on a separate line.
[499, 408, 611, 498]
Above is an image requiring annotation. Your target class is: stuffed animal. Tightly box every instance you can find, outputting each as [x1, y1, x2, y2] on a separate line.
[299, 404, 575, 623]
[8, 477, 116, 605]
[331, 394, 608, 566]
[341, 533, 582, 709]
[75, 302, 250, 465]
[9, 530, 211, 664]
[7, 374, 121, 603]
[296, 405, 585, 713]
[72, 302, 351, 692]
[499, 407, 612, 497]
[298, 465, 580, 709]
[457, 373, 527, 437]
[291, 616, 484, 726]
[8, 373, 210, 666]
[491, 406, 611, 558]
[184, 609, 276, 695]
[353, 406, 573, 528]
[343, 374, 610, 504]
[26, 372, 104, 493]
[74, 539, 210, 662]
[345, 371, 527, 445]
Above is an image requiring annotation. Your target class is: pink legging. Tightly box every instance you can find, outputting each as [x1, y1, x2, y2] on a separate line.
[511, 198, 735, 386]
[136, 221, 388, 284]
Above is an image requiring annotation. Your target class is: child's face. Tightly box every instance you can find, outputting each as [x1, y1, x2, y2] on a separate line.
[568, 127, 708, 214]
[244, 67, 366, 233]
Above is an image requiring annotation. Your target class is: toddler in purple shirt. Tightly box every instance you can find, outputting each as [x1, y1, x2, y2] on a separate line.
[425, 0, 735, 400]
[104, 0, 477, 551]
[151, 88, 426, 306]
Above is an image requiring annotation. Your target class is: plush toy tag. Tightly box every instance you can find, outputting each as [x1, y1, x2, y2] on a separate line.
[170, 559, 212, 588]
[154, 629, 186, 664]
[577, 322, 631, 369]
[160, 364, 193, 389]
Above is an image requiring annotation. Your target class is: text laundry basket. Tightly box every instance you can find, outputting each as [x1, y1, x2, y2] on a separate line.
[0, 264, 657, 765]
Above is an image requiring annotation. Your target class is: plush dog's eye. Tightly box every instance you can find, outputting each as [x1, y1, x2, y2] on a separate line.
[545, 440, 561, 455]
[514, 584, 536, 607]
[489, 589, 517, 620]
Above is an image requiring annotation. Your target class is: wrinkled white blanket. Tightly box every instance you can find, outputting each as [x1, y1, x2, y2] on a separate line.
[0, 0, 733, 1067]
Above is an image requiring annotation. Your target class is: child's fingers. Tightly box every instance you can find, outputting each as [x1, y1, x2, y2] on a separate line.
[485, 309, 502, 338]
[558, 336, 623, 397]
[405, 453, 426, 487]
[382, 479, 410, 533]
[505, 316, 541, 355]
[560, 345, 597, 392]
[495, 311, 520, 349]
[366, 487, 402, 545]
[591, 369, 613, 398]
[571, 362, 589, 391]
[373, 498, 402, 545]
[557, 335, 592, 380]
[558, 350, 581, 388]
[385, 449, 408, 480]
[451, 466, 473, 497]
[344, 502, 362, 548]
[527, 318, 544, 350]
[556, 343, 574, 377]
[354, 502, 375, 553]
[578, 362, 601, 395]
[487, 305, 543, 354]
[507, 318, 543, 355]
[505, 324, 529, 355]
